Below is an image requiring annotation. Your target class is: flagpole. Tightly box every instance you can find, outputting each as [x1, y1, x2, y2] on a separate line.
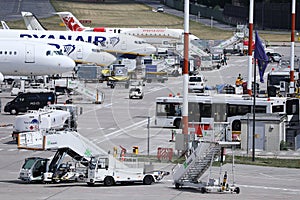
[253, 30, 269, 162]
[252, 60, 256, 162]
[247, 0, 254, 96]
[290, 0, 296, 94]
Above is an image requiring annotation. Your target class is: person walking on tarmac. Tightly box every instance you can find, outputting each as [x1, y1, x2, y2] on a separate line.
[224, 54, 227, 65]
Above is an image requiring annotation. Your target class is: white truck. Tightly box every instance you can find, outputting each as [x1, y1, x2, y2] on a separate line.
[86, 155, 169, 186]
[11, 80, 52, 96]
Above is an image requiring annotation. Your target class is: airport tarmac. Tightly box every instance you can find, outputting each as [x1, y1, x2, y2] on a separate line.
[1, 51, 300, 199]
[0, 1, 299, 199]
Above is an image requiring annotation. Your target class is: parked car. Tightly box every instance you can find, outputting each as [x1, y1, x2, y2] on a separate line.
[157, 6, 164, 12]
[267, 52, 282, 63]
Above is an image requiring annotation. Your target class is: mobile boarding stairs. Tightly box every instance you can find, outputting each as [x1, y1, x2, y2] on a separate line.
[17, 129, 129, 178]
[172, 123, 240, 194]
[58, 79, 104, 104]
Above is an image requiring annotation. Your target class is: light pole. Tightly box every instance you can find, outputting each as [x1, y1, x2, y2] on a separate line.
[135, 115, 150, 157]
[147, 116, 150, 157]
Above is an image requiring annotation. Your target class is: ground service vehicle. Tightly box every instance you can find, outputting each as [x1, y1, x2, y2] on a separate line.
[12, 107, 70, 141]
[143, 64, 168, 83]
[10, 80, 51, 96]
[267, 67, 298, 97]
[188, 74, 206, 93]
[12, 104, 80, 141]
[107, 64, 130, 88]
[154, 94, 297, 141]
[129, 80, 144, 99]
[86, 155, 168, 186]
[19, 156, 86, 183]
[212, 54, 222, 69]
[4, 92, 56, 115]
[19, 157, 49, 182]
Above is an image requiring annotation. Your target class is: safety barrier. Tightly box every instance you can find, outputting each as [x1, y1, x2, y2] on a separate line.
[157, 147, 173, 162]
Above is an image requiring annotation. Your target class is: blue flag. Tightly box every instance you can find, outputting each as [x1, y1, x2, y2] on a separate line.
[254, 31, 269, 83]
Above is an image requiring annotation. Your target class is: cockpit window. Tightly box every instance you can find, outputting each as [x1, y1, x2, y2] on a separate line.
[92, 48, 102, 53]
[46, 49, 63, 56]
[134, 41, 145, 44]
[53, 50, 63, 55]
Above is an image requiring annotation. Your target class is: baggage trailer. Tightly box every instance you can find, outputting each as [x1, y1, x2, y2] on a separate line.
[143, 65, 168, 83]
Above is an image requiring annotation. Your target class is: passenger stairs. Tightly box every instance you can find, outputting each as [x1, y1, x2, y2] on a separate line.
[67, 80, 104, 104]
[173, 124, 240, 189]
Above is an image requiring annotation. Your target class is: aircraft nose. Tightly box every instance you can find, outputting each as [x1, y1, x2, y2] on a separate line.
[86, 52, 116, 67]
[105, 53, 117, 66]
[145, 44, 156, 55]
[59, 56, 76, 71]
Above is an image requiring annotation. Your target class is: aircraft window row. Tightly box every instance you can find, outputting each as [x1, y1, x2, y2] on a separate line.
[0, 51, 17, 55]
[130, 33, 171, 37]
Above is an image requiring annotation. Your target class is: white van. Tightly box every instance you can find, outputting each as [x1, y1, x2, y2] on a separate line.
[188, 74, 206, 93]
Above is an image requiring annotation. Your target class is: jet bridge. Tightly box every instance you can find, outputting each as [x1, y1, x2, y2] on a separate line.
[172, 123, 240, 193]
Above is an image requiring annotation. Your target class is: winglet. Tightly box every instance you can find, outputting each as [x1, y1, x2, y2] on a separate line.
[1, 21, 9, 29]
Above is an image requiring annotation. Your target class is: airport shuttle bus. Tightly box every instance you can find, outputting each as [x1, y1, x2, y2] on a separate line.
[155, 94, 299, 141]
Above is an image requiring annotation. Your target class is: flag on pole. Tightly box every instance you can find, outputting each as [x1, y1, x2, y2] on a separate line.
[254, 30, 269, 83]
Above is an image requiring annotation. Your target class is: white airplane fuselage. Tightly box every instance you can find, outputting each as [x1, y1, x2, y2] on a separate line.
[46, 40, 116, 66]
[0, 39, 75, 78]
[0, 29, 156, 58]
